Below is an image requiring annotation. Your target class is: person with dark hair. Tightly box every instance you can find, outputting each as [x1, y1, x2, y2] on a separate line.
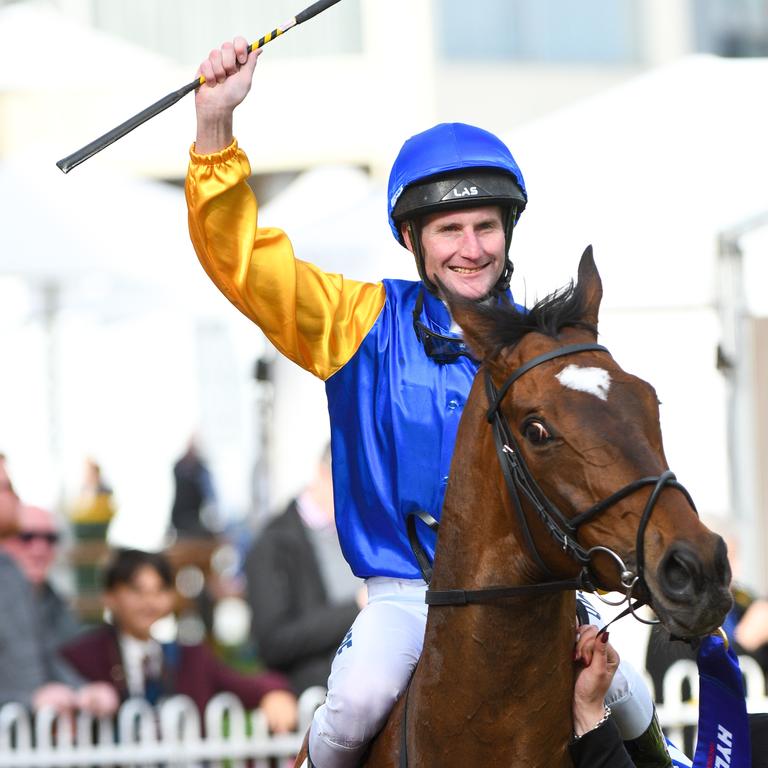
[61, 549, 298, 731]
[170, 437, 217, 539]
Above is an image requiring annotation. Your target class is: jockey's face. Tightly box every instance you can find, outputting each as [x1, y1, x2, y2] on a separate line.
[105, 564, 174, 641]
[405, 206, 506, 300]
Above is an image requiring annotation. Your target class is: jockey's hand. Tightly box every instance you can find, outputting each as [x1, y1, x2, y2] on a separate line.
[194, 37, 262, 153]
[260, 689, 298, 733]
[76, 682, 120, 717]
[32, 683, 79, 714]
[572, 626, 620, 737]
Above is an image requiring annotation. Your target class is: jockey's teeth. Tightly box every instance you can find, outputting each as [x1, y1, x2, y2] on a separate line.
[451, 266, 482, 274]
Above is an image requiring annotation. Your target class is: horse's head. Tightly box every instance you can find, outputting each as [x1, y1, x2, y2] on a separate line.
[448, 247, 732, 638]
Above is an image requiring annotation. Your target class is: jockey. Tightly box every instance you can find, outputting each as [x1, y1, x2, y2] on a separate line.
[186, 38, 669, 768]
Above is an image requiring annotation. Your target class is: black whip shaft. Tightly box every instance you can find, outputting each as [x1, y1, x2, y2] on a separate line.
[56, 0, 343, 173]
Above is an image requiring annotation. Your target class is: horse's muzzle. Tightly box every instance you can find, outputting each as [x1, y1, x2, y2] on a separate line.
[653, 535, 732, 637]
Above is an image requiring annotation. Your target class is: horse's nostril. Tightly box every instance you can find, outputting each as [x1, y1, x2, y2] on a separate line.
[665, 554, 690, 591]
[659, 545, 704, 599]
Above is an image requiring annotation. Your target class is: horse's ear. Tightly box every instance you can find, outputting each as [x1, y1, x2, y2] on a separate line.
[577, 245, 602, 330]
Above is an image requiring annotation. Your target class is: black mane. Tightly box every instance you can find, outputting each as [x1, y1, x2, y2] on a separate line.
[468, 279, 596, 358]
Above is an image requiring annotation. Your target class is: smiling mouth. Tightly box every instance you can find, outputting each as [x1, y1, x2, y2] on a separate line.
[450, 265, 487, 275]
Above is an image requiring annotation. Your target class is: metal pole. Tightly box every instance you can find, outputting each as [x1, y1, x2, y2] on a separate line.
[717, 211, 768, 592]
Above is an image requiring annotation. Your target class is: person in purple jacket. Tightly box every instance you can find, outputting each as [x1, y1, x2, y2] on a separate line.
[61, 548, 297, 731]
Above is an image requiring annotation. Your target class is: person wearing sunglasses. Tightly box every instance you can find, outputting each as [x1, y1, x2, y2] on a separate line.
[1, 505, 83, 655]
[0, 486, 118, 716]
[185, 39, 663, 768]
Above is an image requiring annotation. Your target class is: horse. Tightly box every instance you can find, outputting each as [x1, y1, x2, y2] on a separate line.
[296, 247, 732, 767]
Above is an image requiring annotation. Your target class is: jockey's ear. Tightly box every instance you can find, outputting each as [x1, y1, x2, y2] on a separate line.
[401, 223, 414, 253]
[577, 245, 602, 331]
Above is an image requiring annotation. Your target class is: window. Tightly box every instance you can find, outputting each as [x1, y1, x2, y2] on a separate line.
[436, 0, 641, 64]
[90, 0, 362, 66]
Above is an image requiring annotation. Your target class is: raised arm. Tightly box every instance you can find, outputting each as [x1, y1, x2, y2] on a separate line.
[186, 39, 385, 380]
[194, 36, 259, 153]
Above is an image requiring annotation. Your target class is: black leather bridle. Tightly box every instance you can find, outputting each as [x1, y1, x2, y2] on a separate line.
[423, 342, 698, 611]
[400, 341, 700, 768]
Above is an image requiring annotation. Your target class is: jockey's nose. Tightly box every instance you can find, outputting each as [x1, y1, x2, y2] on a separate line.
[459, 229, 482, 260]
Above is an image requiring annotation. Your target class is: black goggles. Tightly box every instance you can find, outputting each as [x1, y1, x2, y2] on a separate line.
[412, 290, 472, 364]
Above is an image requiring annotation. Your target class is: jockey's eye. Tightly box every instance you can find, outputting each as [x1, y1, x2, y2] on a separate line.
[522, 419, 552, 445]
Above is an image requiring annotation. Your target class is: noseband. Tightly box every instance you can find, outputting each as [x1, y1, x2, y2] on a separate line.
[425, 342, 698, 618]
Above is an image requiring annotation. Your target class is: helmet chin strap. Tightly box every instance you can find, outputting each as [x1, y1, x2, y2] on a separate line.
[405, 221, 439, 295]
[405, 216, 516, 299]
[496, 203, 518, 292]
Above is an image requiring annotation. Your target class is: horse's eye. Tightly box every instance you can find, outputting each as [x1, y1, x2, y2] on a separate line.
[523, 420, 552, 445]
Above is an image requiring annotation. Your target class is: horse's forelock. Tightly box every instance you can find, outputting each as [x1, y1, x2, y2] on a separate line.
[470, 279, 598, 361]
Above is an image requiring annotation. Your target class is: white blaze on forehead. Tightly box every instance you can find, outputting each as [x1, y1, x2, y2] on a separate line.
[556, 365, 611, 401]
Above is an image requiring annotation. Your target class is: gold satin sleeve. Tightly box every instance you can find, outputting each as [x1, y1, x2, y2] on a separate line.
[186, 139, 386, 381]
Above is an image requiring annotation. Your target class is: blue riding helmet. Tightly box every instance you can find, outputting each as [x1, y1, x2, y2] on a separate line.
[388, 123, 528, 294]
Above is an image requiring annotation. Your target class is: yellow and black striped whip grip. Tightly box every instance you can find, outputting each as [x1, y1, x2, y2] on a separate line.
[56, 0, 344, 174]
[248, 25, 289, 54]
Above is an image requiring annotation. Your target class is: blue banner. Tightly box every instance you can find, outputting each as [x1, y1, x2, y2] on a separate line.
[692, 634, 751, 768]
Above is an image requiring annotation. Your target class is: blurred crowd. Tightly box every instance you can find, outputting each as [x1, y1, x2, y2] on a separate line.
[0, 443, 363, 737]
[1, 443, 766, 746]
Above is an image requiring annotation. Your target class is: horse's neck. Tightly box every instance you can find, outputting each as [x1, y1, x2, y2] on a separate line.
[413, 592, 576, 765]
[410, 389, 575, 765]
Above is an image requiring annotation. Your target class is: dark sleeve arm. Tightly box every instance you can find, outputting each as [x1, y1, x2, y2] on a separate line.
[568, 717, 635, 768]
[246, 537, 360, 668]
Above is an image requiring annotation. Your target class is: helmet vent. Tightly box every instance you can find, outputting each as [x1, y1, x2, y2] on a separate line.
[440, 180, 490, 202]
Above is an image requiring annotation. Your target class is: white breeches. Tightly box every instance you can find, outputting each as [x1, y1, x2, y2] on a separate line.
[309, 578, 429, 768]
[308, 581, 653, 767]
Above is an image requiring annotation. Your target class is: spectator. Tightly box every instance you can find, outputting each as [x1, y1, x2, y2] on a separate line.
[245, 446, 364, 693]
[0, 463, 117, 716]
[69, 458, 116, 624]
[71, 458, 116, 528]
[731, 591, 768, 676]
[170, 437, 218, 539]
[1, 504, 82, 652]
[61, 549, 297, 732]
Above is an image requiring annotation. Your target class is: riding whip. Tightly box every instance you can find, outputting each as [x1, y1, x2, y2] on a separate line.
[56, 0, 343, 174]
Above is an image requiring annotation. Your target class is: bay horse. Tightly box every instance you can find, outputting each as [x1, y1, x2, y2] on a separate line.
[297, 247, 732, 767]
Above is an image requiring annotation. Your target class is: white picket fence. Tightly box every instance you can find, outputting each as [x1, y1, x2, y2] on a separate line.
[0, 687, 326, 768]
[0, 661, 765, 767]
